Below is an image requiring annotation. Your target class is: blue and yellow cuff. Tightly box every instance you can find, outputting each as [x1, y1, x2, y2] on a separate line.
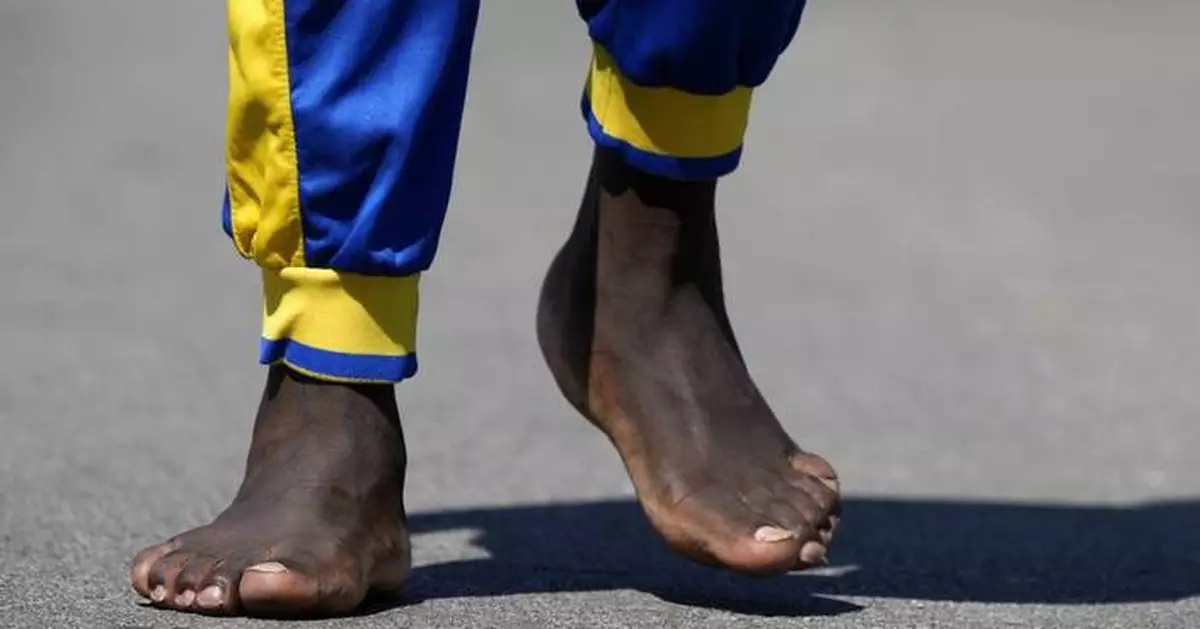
[583, 44, 753, 182]
[260, 268, 420, 384]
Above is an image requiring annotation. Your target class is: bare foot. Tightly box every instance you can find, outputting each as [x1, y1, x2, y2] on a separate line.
[130, 366, 411, 617]
[538, 148, 840, 575]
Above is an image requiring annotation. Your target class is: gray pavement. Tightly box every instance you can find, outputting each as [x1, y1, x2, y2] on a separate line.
[2, 1, 1199, 627]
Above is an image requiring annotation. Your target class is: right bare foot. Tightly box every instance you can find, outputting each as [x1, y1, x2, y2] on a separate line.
[130, 365, 411, 617]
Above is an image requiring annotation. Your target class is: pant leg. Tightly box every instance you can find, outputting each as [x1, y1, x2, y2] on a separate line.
[222, 0, 480, 383]
[577, 0, 808, 181]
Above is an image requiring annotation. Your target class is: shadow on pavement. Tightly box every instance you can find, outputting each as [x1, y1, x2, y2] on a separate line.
[373, 497, 1200, 617]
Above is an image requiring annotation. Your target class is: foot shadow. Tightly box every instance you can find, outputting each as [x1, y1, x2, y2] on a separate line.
[383, 497, 1200, 617]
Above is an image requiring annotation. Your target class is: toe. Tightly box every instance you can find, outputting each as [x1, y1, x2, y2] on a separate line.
[775, 476, 840, 554]
[782, 473, 841, 547]
[799, 540, 827, 564]
[757, 498, 820, 542]
[173, 589, 196, 608]
[171, 555, 220, 611]
[193, 561, 247, 615]
[238, 561, 364, 617]
[668, 493, 803, 576]
[146, 550, 193, 606]
[729, 525, 805, 575]
[781, 475, 839, 522]
[754, 497, 829, 568]
[820, 515, 839, 546]
[790, 451, 839, 493]
[130, 542, 175, 598]
[195, 584, 229, 613]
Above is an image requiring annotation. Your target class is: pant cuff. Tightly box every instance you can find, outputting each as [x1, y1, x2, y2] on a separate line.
[260, 267, 419, 384]
[582, 44, 753, 181]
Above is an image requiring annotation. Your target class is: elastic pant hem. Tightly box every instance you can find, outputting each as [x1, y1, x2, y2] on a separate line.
[260, 267, 420, 384]
[583, 44, 751, 181]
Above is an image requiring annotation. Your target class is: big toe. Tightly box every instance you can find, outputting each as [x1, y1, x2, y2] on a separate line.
[737, 525, 814, 574]
[238, 561, 363, 618]
[712, 523, 830, 575]
[664, 495, 817, 576]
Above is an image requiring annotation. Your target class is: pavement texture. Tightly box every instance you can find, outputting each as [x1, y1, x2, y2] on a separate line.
[2, 1, 1199, 627]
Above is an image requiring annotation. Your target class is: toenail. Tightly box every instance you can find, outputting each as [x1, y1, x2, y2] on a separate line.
[800, 541, 826, 564]
[174, 590, 195, 607]
[246, 561, 288, 574]
[150, 585, 166, 602]
[754, 526, 796, 543]
[196, 586, 223, 608]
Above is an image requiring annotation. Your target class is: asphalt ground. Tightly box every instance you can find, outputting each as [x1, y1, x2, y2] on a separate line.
[2, 1, 1198, 627]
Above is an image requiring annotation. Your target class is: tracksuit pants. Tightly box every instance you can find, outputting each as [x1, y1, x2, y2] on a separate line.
[223, 0, 808, 384]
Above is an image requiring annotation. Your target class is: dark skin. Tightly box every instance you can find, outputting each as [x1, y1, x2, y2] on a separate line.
[130, 366, 411, 617]
[130, 148, 840, 616]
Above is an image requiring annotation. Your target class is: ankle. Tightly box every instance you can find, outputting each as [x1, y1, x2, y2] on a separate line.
[591, 158, 728, 317]
[594, 148, 717, 218]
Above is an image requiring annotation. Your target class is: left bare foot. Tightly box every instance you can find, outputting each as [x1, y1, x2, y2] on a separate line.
[538, 148, 841, 575]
